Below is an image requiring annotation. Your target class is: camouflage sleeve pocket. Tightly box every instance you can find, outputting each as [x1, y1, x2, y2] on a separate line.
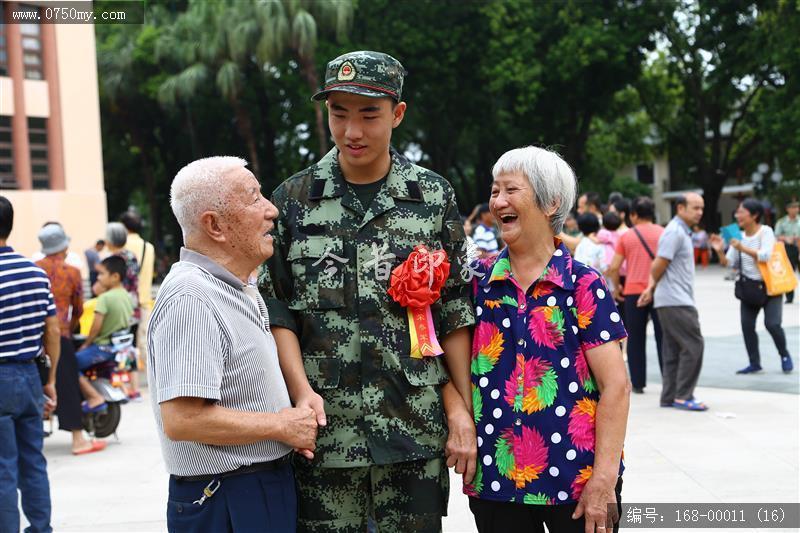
[286, 236, 345, 310]
[303, 356, 341, 390]
[400, 356, 449, 387]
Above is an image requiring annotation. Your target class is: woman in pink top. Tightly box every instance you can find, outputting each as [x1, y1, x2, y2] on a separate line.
[606, 197, 664, 394]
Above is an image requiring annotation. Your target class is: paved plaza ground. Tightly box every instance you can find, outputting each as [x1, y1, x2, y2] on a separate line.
[30, 266, 799, 532]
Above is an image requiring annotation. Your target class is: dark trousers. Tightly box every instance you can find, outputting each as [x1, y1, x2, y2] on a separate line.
[0, 362, 52, 533]
[54, 336, 82, 432]
[741, 296, 791, 367]
[167, 462, 296, 533]
[657, 306, 704, 406]
[624, 295, 663, 389]
[785, 243, 798, 303]
[469, 478, 623, 533]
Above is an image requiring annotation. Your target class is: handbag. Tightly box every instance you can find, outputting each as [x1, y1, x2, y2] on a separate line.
[757, 241, 798, 296]
[734, 250, 768, 306]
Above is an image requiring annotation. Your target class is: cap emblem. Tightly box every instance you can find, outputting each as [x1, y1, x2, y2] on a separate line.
[337, 61, 356, 81]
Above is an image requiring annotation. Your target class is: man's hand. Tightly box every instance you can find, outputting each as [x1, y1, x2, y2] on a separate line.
[573, 475, 618, 533]
[293, 390, 326, 460]
[42, 382, 57, 417]
[445, 407, 477, 484]
[276, 406, 318, 459]
[637, 286, 653, 307]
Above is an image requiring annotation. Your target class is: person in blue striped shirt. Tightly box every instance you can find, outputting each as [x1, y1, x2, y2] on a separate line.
[0, 195, 61, 533]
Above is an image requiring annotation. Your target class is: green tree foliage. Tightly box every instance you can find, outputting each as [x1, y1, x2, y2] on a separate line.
[99, 0, 800, 252]
[636, 0, 798, 229]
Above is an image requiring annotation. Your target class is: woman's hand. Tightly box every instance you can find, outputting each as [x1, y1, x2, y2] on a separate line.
[708, 234, 725, 254]
[729, 238, 742, 251]
[573, 474, 618, 533]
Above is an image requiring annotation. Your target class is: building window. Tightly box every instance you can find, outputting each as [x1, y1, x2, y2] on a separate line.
[0, 116, 14, 189]
[636, 163, 654, 185]
[19, 5, 43, 80]
[28, 117, 48, 188]
[0, 3, 7, 77]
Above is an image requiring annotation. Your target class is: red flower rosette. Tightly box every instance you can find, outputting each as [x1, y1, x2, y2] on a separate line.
[388, 245, 450, 358]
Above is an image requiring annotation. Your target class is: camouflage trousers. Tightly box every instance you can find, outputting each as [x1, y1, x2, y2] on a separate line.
[294, 457, 449, 533]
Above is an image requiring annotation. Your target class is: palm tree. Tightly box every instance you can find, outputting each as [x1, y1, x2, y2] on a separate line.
[157, 1, 266, 176]
[157, 0, 353, 177]
[229, 0, 354, 155]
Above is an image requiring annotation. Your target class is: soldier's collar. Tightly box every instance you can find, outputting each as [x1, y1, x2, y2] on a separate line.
[309, 147, 423, 203]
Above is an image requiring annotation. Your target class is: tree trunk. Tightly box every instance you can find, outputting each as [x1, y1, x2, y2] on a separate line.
[232, 99, 261, 178]
[185, 104, 200, 158]
[700, 171, 725, 232]
[129, 127, 160, 246]
[297, 53, 328, 155]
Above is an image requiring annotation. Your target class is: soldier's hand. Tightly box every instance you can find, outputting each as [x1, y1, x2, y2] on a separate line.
[445, 408, 478, 484]
[295, 390, 327, 427]
[276, 407, 317, 458]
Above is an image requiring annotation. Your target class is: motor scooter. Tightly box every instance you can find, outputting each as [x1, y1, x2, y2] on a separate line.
[75, 330, 136, 438]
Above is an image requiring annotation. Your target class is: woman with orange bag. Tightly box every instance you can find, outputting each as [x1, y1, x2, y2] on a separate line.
[710, 199, 794, 375]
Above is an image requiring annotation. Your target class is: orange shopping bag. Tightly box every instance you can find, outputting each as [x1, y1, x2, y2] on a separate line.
[758, 242, 798, 296]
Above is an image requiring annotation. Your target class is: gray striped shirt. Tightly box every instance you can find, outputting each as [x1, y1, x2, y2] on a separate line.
[147, 248, 292, 476]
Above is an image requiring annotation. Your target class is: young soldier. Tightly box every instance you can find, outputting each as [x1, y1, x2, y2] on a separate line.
[261, 51, 476, 531]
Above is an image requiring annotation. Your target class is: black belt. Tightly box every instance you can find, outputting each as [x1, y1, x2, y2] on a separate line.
[0, 358, 35, 364]
[172, 453, 292, 483]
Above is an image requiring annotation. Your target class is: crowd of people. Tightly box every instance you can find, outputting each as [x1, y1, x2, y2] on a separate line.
[1, 48, 798, 533]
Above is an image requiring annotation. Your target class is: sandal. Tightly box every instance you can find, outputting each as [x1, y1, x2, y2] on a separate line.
[72, 440, 107, 456]
[672, 399, 708, 411]
[81, 401, 108, 414]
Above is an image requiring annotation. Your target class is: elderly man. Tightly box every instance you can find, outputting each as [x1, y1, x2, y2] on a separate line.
[148, 157, 321, 532]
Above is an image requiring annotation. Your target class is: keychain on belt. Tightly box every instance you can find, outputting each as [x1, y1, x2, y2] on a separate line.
[193, 479, 221, 506]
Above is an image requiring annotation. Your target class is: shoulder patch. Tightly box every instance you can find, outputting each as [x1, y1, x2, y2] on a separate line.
[407, 181, 422, 201]
[309, 178, 326, 200]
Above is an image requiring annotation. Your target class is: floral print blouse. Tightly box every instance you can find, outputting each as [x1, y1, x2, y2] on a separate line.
[464, 241, 627, 505]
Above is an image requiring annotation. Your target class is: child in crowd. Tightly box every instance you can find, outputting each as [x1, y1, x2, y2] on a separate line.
[598, 212, 624, 293]
[692, 224, 709, 268]
[574, 213, 607, 273]
[75, 256, 134, 412]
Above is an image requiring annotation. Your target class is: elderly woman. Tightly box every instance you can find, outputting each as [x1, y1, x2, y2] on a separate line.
[709, 199, 794, 374]
[465, 146, 630, 533]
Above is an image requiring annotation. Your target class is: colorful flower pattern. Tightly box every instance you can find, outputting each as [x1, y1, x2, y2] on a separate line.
[465, 242, 627, 506]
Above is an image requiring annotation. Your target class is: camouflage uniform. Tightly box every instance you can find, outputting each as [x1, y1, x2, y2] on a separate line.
[260, 51, 475, 532]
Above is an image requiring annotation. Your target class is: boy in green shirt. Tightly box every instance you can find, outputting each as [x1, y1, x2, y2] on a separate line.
[76, 255, 134, 412]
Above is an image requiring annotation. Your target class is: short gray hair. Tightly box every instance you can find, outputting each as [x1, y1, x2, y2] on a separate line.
[106, 222, 128, 247]
[170, 156, 248, 237]
[492, 146, 577, 234]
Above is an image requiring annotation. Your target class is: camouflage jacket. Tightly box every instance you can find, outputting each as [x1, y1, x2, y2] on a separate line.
[260, 147, 475, 467]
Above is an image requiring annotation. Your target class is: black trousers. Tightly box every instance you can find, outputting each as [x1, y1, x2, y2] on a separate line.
[624, 295, 663, 389]
[785, 243, 798, 302]
[469, 478, 623, 533]
[741, 295, 791, 367]
[54, 336, 82, 432]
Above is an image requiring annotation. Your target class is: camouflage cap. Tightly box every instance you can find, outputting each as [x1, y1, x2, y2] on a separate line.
[312, 51, 405, 102]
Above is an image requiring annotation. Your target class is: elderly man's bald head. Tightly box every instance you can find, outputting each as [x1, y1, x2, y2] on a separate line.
[675, 192, 705, 226]
[170, 156, 248, 238]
